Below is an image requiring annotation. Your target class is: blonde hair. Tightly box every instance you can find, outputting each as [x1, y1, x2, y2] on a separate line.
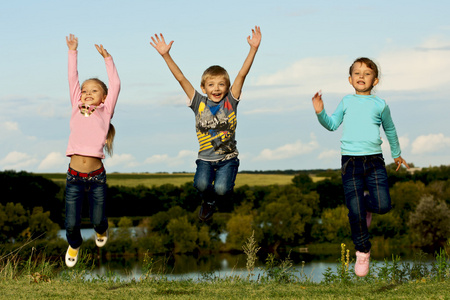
[105, 123, 115, 156]
[82, 78, 115, 157]
[200, 65, 230, 89]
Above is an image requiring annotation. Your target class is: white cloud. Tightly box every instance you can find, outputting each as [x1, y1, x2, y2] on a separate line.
[252, 37, 450, 98]
[144, 150, 197, 167]
[4, 121, 19, 131]
[378, 38, 450, 92]
[254, 56, 350, 95]
[0, 121, 21, 139]
[411, 133, 450, 154]
[254, 135, 319, 161]
[104, 153, 140, 168]
[38, 152, 67, 170]
[318, 149, 340, 160]
[0, 151, 39, 170]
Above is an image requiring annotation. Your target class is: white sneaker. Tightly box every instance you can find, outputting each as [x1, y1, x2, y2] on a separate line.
[65, 246, 79, 268]
[96, 230, 109, 247]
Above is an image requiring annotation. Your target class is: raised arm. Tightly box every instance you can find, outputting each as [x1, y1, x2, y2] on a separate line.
[95, 43, 111, 58]
[95, 43, 120, 113]
[66, 34, 81, 106]
[231, 26, 262, 99]
[313, 92, 343, 131]
[150, 34, 195, 99]
[66, 34, 78, 51]
[312, 91, 324, 114]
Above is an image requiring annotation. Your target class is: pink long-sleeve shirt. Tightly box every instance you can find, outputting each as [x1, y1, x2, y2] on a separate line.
[66, 50, 120, 159]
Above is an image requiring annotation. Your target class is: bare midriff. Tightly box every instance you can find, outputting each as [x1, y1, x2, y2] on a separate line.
[69, 155, 103, 173]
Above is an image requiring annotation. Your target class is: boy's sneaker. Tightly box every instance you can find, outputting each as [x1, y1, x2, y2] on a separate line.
[198, 202, 216, 222]
[355, 251, 370, 277]
[96, 230, 109, 247]
[65, 246, 79, 268]
[366, 211, 372, 228]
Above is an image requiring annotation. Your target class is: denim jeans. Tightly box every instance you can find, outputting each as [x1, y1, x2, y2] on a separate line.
[65, 167, 108, 248]
[341, 154, 392, 253]
[193, 157, 240, 205]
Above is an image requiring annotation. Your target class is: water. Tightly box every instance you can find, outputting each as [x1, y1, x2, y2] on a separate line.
[58, 229, 434, 283]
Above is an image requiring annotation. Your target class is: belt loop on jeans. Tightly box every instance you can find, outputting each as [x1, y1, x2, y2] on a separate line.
[68, 165, 105, 178]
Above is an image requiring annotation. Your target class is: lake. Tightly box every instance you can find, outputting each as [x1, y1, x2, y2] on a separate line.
[58, 229, 433, 283]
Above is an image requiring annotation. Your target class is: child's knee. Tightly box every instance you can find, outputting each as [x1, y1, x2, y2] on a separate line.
[376, 204, 392, 215]
[214, 184, 233, 196]
[194, 180, 210, 192]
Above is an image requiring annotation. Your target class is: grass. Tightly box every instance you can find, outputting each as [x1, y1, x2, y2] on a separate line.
[1, 279, 450, 299]
[38, 172, 299, 188]
[2, 238, 449, 299]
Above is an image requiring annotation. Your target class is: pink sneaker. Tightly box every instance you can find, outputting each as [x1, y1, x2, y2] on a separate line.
[366, 211, 372, 228]
[355, 251, 370, 277]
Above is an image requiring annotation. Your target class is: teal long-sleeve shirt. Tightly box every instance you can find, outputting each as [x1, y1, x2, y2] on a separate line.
[316, 94, 401, 159]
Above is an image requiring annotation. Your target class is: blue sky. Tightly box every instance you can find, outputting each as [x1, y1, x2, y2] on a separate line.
[1, 0, 450, 173]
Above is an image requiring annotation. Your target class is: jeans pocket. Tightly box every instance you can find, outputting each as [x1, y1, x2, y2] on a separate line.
[93, 172, 107, 184]
[66, 172, 77, 184]
[341, 156, 352, 176]
[374, 155, 386, 167]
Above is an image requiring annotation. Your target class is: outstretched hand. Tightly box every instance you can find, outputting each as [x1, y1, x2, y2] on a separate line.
[150, 34, 174, 56]
[394, 156, 410, 171]
[312, 91, 324, 114]
[95, 44, 111, 58]
[247, 26, 261, 50]
[66, 34, 78, 50]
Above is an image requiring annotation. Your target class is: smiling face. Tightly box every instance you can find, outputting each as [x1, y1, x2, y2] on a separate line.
[348, 62, 379, 95]
[81, 80, 107, 106]
[201, 76, 229, 102]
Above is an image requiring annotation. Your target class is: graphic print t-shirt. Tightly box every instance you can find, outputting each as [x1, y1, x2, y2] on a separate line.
[188, 90, 239, 161]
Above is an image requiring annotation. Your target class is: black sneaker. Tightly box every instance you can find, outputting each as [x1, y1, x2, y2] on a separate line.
[198, 202, 216, 222]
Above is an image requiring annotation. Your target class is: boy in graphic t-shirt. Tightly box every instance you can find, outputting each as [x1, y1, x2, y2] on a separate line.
[150, 26, 261, 221]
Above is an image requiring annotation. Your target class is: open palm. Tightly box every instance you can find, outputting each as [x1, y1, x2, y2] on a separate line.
[150, 34, 173, 56]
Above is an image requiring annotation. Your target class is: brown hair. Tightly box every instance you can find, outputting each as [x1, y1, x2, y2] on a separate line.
[82, 78, 115, 157]
[349, 57, 379, 79]
[200, 65, 230, 88]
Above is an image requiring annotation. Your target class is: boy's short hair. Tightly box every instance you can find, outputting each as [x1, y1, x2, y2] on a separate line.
[201, 65, 230, 88]
[349, 57, 379, 79]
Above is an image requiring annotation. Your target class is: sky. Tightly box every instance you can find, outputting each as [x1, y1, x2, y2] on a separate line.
[1, 0, 450, 174]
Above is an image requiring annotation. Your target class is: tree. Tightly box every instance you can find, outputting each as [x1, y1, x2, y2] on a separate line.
[311, 205, 350, 243]
[0, 171, 64, 226]
[292, 173, 313, 193]
[257, 186, 318, 251]
[226, 202, 258, 250]
[0, 202, 28, 242]
[314, 177, 344, 212]
[167, 216, 198, 253]
[23, 207, 60, 240]
[390, 181, 425, 234]
[408, 195, 450, 249]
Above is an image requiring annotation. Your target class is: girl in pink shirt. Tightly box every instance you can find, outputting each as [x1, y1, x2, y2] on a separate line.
[64, 34, 120, 267]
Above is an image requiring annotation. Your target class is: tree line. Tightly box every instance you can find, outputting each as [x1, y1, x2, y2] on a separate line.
[1, 164, 449, 256]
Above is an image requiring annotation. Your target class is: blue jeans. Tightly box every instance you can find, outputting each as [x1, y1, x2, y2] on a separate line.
[65, 167, 108, 248]
[341, 154, 392, 253]
[193, 157, 240, 205]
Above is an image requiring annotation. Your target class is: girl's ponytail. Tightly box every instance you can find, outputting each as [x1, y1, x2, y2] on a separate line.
[105, 123, 115, 156]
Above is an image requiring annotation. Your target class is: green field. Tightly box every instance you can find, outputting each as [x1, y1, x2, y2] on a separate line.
[1, 277, 449, 299]
[39, 173, 298, 188]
